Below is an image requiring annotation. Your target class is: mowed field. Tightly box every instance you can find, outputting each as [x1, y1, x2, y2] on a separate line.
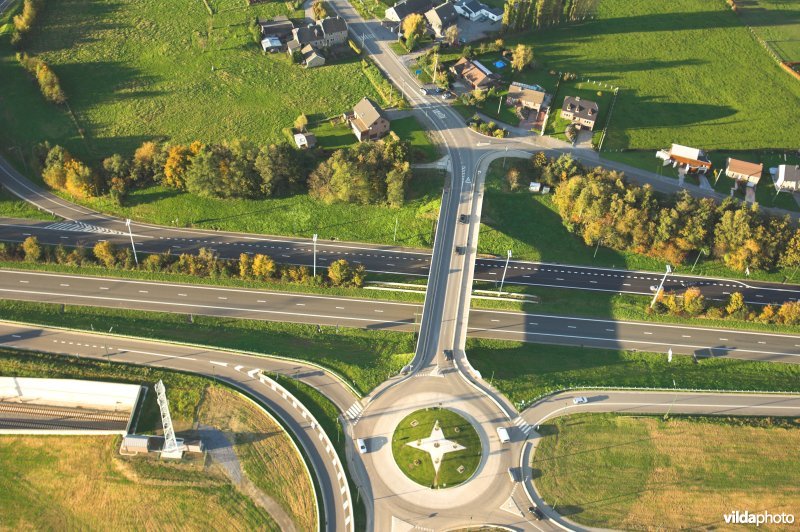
[533, 414, 800, 529]
[0, 0, 380, 161]
[737, 0, 800, 62]
[508, 0, 800, 150]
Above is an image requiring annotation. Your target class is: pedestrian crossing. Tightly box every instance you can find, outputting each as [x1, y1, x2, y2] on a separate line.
[513, 416, 533, 436]
[45, 221, 126, 235]
[344, 402, 363, 421]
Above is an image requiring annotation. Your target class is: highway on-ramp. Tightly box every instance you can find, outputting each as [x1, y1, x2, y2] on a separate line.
[0, 321, 360, 531]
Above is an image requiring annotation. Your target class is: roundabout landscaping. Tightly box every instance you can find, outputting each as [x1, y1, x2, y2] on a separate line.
[391, 407, 481, 489]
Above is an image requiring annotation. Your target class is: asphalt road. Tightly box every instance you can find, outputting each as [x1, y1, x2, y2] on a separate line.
[3, 218, 800, 306]
[0, 321, 359, 531]
[4, 269, 800, 364]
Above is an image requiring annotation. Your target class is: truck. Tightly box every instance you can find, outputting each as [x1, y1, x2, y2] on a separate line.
[496, 426, 510, 443]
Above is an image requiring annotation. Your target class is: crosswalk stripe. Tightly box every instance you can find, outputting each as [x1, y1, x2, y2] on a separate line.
[44, 221, 127, 235]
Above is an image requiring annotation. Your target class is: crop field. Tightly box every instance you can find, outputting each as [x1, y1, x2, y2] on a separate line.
[534, 414, 800, 529]
[507, 0, 800, 150]
[0, 0, 380, 162]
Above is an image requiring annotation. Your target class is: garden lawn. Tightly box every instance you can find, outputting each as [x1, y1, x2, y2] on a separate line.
[467, 339, 800, 407]
[0, 0, 380, 163]
[0, 299, 415, 395]
[506, 0, 800, 150]
[544, 80, 613, 146]
[478, 158, 800, 282]
[533, 414, 800, 529]
[391, 408, 481, 488]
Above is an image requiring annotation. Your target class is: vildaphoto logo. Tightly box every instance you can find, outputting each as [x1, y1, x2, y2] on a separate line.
[723, 510, 795, 527]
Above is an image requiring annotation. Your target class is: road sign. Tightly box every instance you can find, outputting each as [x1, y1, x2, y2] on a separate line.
[415, 69, 422, 75]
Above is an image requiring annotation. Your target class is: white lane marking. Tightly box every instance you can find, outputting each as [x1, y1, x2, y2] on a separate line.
[210, 361, 229, 367]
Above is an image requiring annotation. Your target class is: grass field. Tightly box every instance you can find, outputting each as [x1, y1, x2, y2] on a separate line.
[478, 157, 800, 282]
[391, 408, 481, 488]
[0, 348, 316, 530]
[506, 0, 800, 151]
[0, 299, 415, 394]
[736, 0, 800, 63]
[466, 340, 800, 406]
[0, 186, 57, 220]
[534, 414, 800, 529]
[0, 0, 380, 162]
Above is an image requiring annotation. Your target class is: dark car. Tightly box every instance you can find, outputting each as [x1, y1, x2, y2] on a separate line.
[455, 246, 466, 255]
[444, 349, 454, 361]
[529, 506, 545, 520]
[459, 213, 469, 224]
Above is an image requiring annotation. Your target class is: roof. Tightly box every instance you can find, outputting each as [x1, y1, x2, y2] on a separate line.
[669, 143, 708, 163]
[351, 97, 387, 132]
[453, 58, 495, 87]
[391, 0, 434, 19]
[462, 0, 483, 14]
[508, 85, 547, 106]
[562, 96, 598, 121]
[294, 25, 324, 45]
[779, 164, 800, 181]
[294, 132, 316, 145]
[484, 6, 502, 15]
[259, 16, 295, 37]
[260, 36, 282, 50]
[426, 1, 457, 27]
[726, 158, 763, 178]
[320, 16, 347, 35]
[121, 435, 150, 450]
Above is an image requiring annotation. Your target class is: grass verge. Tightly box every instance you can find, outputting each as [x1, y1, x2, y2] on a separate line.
[0, 186, 57, 220]
[466, 339, 800, 407]
[533, 413, 800, 529]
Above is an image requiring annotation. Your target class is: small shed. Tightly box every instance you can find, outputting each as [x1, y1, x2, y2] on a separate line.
[120, 434, 151, 455]
[260, 36, 282, 52]
[294, 132, 317, 149]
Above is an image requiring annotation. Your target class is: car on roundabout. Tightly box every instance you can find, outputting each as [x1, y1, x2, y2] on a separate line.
[573, 396, 588, 405]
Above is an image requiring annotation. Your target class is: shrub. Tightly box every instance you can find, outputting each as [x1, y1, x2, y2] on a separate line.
[22, 236, 41, 262]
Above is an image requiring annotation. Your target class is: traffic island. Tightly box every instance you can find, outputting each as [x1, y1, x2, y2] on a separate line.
[391, 407, 481, 488]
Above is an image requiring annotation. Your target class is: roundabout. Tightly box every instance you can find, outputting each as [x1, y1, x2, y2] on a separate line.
[391, 407, 481, 488]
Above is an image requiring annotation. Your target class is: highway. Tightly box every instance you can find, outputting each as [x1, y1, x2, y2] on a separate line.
[3, 217, 800, 306]
[0, 321, 359, 531]
[4, 269, 800, 363]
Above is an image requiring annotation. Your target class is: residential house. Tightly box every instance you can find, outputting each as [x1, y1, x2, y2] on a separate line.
[454, 0, 483, 20]
[656, 144, 712, 174]
[481, 5, 502, 21]
[425, 1, 458, 38]
[774, 164, 800, 191]
[346, 97, 391, 141]
[450, 57, 497, 90]
[288, 16, 348, 50]
[301, 44, 326, 68]
[725, 158, 763, 188]
[560, 96, 599, 131]
[258, 15, 296, 42]
[385, 0, 434, 22]
[506, 82, 550, 112]
[294, 132, 317, 149]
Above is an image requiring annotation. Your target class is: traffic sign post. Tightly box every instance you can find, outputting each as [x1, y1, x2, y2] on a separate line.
[312, 234, 318, 279]
[125, 219, 138, 266]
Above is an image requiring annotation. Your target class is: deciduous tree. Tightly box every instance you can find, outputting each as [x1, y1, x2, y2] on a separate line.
[510, 44, 534, 72]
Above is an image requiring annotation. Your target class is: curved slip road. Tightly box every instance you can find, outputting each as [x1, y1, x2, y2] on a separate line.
[0, 320, 358, 532]
[517, 390, 800, 531]
[3, 268, 800, 364]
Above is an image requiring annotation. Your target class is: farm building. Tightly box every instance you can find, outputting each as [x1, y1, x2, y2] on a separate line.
[725, 158, 763, 187]
[560, 96, 599, 130]
[656, 144, 712, 174]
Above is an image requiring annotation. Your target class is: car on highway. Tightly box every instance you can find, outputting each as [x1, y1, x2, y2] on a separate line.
[357, 438, 367, 454]
[459, 214, 469, 223]
[455, 246, 466, 255]
[529, 506, 545, 520]
[649, 285, 660, 292]
[496, 426, 510, 443]
[444, 349, 454, 361]
[573, 396, 588, 405]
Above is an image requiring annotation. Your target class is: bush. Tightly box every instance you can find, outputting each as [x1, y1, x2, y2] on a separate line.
[16, 52, 67, 105]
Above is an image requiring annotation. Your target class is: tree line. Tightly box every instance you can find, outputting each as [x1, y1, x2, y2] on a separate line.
[10, 0, 42, 45]
[502, 0, 600, 33]
[16, 52, 66, 105]
[653, 288, 800, 326]
[37, 133, 412, 207]
[521, 153, 800, 275]
[6, 237, 366, 288]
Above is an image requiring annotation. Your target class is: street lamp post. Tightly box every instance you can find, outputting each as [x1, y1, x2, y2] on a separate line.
[502, 145, 508, 169]
[125, 219, 138, 266]
[649, 264, 672, 308]
[393, 216, 399, 243]
[312, 234, 318, 279]
[498, 250, 512, 293]
[690, 248, 708, 272]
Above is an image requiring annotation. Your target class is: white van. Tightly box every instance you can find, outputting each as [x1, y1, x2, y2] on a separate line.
[496, 426, 510, 443]
[357, 438, 367, 454]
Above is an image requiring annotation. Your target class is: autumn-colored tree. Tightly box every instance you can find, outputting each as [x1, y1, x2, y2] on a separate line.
[402, 13, 425, 50]
[510, 44, 534, 72]
[758, 304, 776, 323]
[294, 113, 309, 132]
[506, 167, 522, 191]
[22, 236, 41, 262]
[327, 259, 351, 286]
[42, 145, 71, 190]
[777, 301, 800, 325]
[64, 158, 97, 198]
[725, 291, 746, 318]
[444, 24, 459, 46]
[238, 253, 252, 279]
[681, 287, 706, 316]
[163, 144, 192, 189]
[93, 241, 118, 268]
[252, 254, 277, 280]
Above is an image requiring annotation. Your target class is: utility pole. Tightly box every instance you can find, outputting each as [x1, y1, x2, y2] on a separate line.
[502, 145, 508, 169]
[664, 379, 678, 420]
[312, 233, 318, 279]
[498, 250, 512, 293]
[125, 219, 138, 266]
[393, 216, 399, 243]
[650, 264, 672, 308]
[691, 248, 707, 272]
[497, 95, 502, 115]
[432, 53, 439, 85]
[593, 237, 603, 258]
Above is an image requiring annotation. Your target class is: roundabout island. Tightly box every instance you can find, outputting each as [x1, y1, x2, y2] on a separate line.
[391, 407, 482, 489]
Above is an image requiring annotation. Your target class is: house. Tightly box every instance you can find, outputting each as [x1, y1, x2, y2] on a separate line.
[481, 5, 502, 21]
[301, 44, 326, 68]
[318, 16, 349, 45]
[450, 57, 497, 90]
[287, 16, 348, 52]
[725, 158, 763, 187]
[454, 0, 483, 20]
[258, 15, 296, 42]
[260, 36, 282, 52]
[385, 0, 434, 22]
[656, 144, 712, 174]
[425, 1, 458, 38]
[774, 164, 800, 191]
[506, 82, 550, 112]
[294, 132, 317, 149]
[346, 97, 391, 141]
[560, 96, 599, 131]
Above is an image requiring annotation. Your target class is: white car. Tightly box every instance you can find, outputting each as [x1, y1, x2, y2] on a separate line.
[649, 285, 660, 292]
[357, 438, 367, 454]
[573, 396, 588, 405]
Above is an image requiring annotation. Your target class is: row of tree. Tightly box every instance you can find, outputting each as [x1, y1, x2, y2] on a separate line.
[16, 52, 66, 105]
[10, 0, 41, 45]
[502, 0, 600, 33]
[654, 288, 800, 326]
[7, 237, 366, 288]
[525, 153, 800, 274]
[37, 133, 412, 207]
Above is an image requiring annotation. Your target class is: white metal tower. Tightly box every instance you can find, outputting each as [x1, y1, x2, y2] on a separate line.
[154, 380, 179, 454]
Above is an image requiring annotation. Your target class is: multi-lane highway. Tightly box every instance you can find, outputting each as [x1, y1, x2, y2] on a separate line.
[4, 269, 800, 363]
[0, 321, 359, 531]
[3, 217, 800, 306]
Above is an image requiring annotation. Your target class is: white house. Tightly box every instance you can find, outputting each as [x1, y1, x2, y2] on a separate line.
[774, 164, 800, 191]
[480, 6, 502, 21]
[455, 0, 483, 20]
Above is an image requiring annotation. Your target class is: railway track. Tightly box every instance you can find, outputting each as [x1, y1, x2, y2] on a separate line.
[0, 401, 131, 431]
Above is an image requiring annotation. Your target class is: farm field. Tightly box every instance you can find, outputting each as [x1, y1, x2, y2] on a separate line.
[533, 414, 800, 529]
[0, 0, 381, 163]
[506, 0, 800, 151]
[736, 0, 800, 63]
[0, 349, 316, 531]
